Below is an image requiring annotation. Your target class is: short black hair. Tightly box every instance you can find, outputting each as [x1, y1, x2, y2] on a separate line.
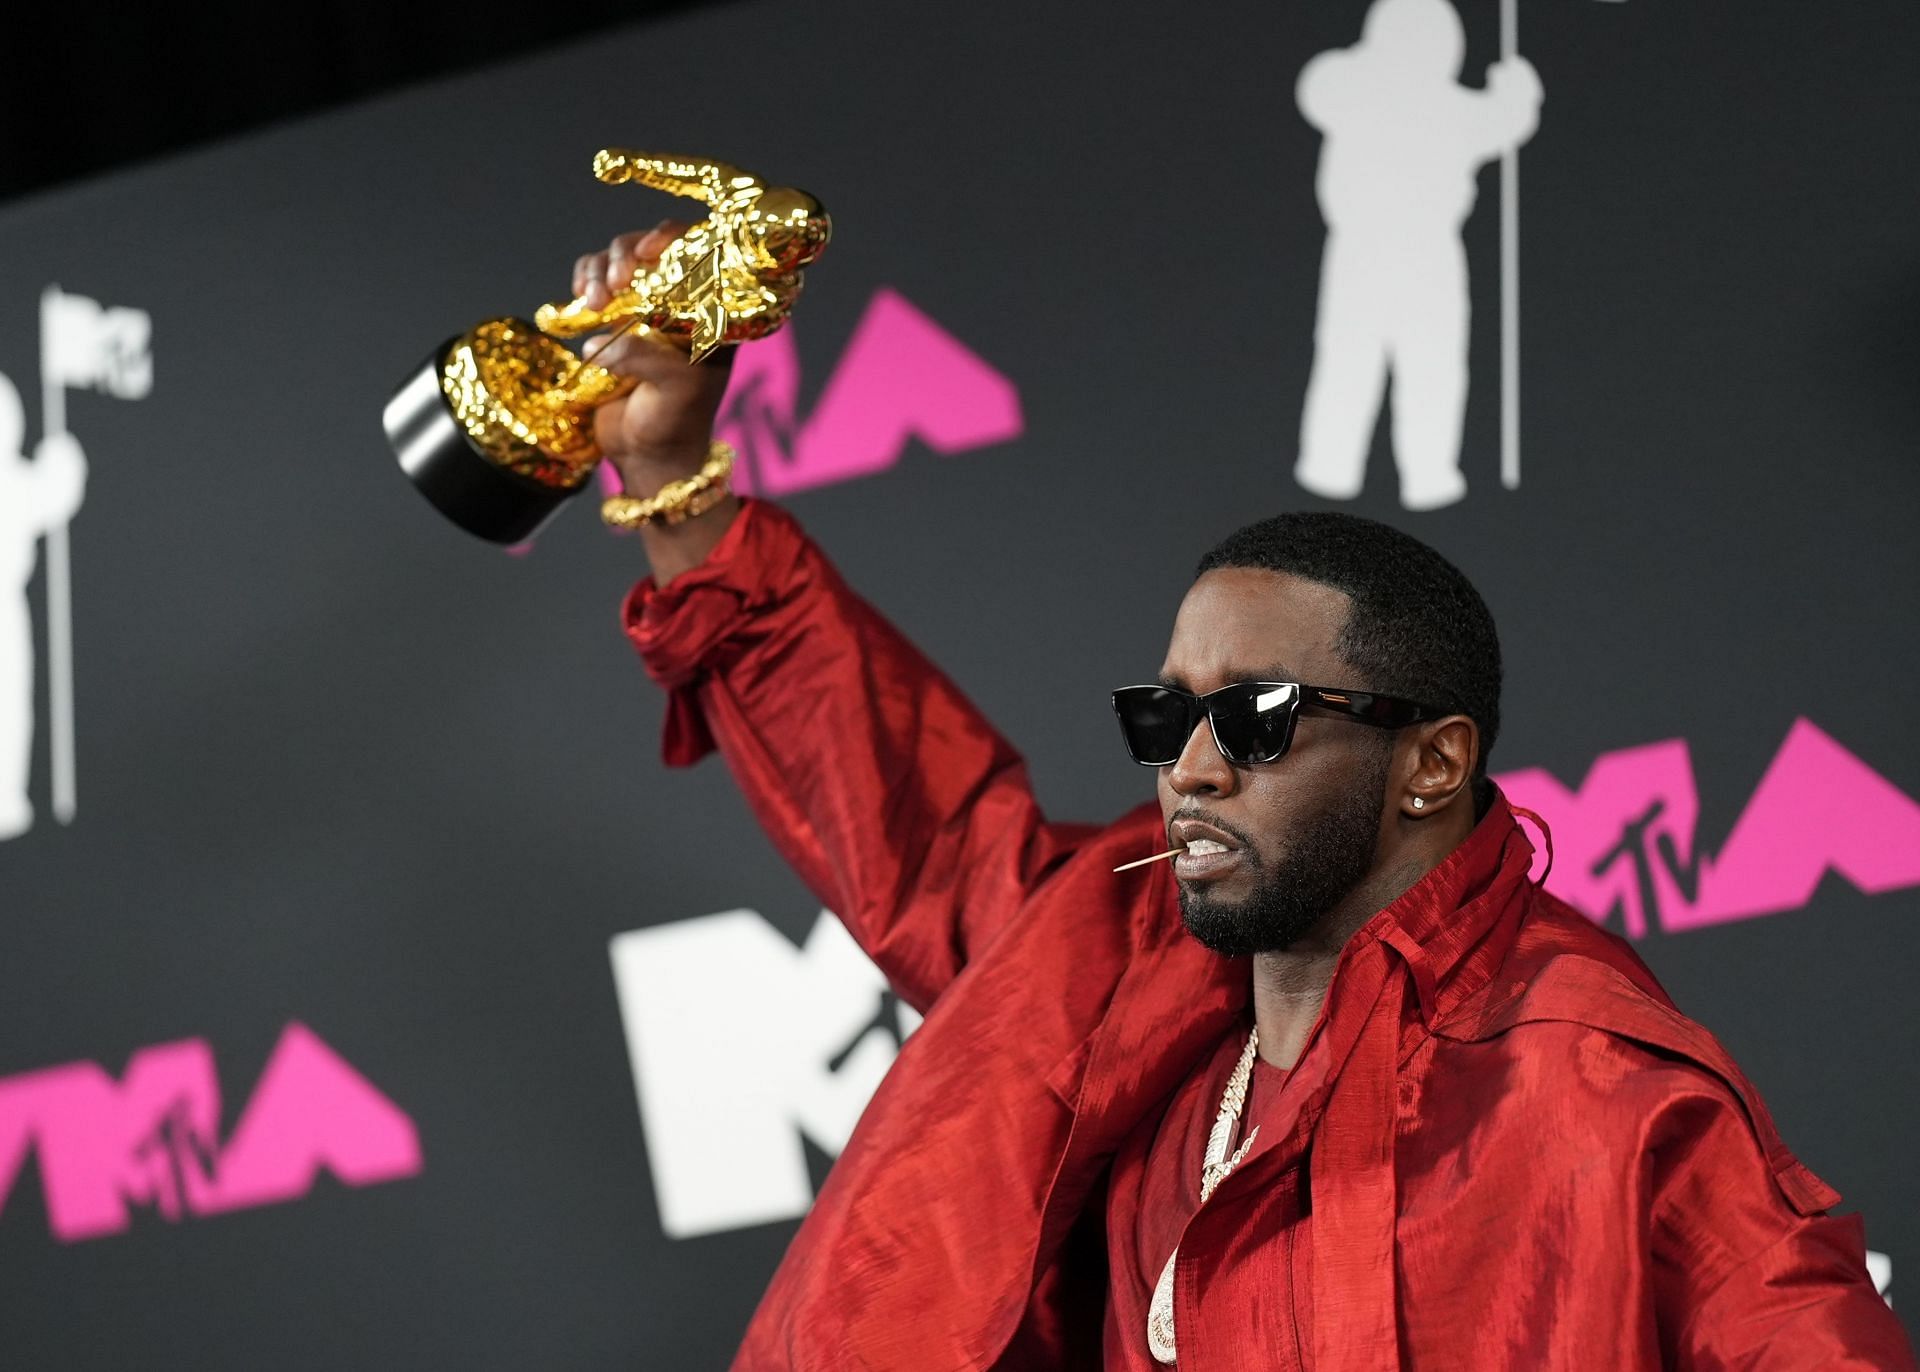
[1195, 511, 1503, 789]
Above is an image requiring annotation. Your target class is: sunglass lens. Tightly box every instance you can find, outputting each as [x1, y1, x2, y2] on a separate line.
[1208, 683, 1299, 764]
[1113, 687, 1193, 766]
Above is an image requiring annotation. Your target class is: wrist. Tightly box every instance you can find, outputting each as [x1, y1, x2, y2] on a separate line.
[603, 440, 739, 538]
[610, 438, 716, 499]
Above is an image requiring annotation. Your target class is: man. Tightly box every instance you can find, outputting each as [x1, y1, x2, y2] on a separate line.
[577, 225, 1912, 1369]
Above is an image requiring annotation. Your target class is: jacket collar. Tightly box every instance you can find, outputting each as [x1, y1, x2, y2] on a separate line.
[1065, 791, 1536, 1160]
[1357, 791, 1537, 1031]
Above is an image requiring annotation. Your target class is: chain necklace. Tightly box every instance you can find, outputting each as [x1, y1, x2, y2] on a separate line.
[1147, 1026, 1261, 1364]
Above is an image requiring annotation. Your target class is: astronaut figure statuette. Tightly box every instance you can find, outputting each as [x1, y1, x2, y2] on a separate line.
[382, 149, 830, 545]
[536, 150, 832, 361]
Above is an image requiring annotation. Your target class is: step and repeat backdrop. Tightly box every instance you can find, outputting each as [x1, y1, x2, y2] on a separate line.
[2, 0, 1915, 1365]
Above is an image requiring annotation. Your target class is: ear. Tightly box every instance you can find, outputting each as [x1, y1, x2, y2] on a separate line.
[1398, 715, 1478, 819]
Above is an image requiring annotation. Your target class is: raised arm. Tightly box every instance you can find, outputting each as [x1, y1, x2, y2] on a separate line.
[577, 224, 1092, 1011]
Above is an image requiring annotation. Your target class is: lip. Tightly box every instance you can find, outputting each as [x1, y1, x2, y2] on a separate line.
[1169, 817, 1246, 884]
[1173, 846, 1244, 882]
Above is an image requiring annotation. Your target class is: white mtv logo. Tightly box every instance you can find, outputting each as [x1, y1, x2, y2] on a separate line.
[1867, 1249, 1892, 1307]
[609, 909, 920, 1239]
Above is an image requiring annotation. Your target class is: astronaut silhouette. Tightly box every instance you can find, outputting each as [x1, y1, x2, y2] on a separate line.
[0, 372, 87, 839]
[1294, 0, 1541, 511]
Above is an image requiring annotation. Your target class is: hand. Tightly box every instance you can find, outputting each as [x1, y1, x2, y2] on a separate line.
[570, 220, 736, 495]
[568, 221, 741, 584]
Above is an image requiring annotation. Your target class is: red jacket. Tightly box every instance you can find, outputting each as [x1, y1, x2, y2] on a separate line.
[626, 501, 1912, 1371]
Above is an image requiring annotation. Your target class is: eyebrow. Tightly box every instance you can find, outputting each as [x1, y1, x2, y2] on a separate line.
[1157, 665, 1303, 691]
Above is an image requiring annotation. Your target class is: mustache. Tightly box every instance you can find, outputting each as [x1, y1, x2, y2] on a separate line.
[1167, 805, 1259, 851]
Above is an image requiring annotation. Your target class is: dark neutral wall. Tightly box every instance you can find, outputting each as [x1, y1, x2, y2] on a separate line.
[0, 1, 720, 203]
[0, 0, 1914, 1366]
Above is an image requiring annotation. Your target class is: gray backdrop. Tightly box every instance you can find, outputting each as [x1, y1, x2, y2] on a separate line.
[1, 0, 1915, 1366]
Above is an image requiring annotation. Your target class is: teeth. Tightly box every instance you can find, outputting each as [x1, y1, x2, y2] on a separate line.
[1184, 838, 1229, 856]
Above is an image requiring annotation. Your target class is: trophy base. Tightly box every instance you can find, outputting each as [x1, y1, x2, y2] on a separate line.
[383, 336, 583, 545]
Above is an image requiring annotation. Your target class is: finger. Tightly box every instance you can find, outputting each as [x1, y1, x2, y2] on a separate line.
[606, 230, 653, 291]
[608, 219, 686, 292]
[635, 219, 692, 265]
[573, 253, 599, 300]
[587, 327, 690, 378]
[586, 326, 673, 368]
[575, 331, 613, 366]
[601, 218, 696, 298]
[580, 250, 612, 308]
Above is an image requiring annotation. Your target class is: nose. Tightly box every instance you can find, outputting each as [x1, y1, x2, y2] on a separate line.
[1165, 716, 1239, 798]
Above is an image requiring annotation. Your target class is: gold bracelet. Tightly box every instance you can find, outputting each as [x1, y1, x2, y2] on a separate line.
[601, 441, 736, 530]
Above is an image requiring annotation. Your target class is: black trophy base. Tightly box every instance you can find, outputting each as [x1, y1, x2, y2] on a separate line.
[383, 333, 580, 545]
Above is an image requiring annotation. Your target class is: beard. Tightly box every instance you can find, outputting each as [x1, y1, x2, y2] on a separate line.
[1177, 751, 1391, 958]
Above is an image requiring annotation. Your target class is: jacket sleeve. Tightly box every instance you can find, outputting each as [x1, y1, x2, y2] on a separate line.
[1650, 1083, 1916, 1370]
[623, 499, 1098, 1012]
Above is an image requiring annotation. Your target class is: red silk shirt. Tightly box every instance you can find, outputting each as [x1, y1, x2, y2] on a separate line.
[1107, 1040, 1303, 1369]
[625, 500, 1912, 1371]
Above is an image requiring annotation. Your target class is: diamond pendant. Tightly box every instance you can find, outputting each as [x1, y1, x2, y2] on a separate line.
[1145, 1027, 1261, 1363]
[1148, 1250, 1180, 1364]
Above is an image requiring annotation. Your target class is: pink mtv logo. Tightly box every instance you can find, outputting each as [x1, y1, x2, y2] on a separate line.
[0, 1022, 421, 1242]
[1496, 718, 1920, 938]
[719, 287, 1022, 496]
[594, 287, 1022, 505]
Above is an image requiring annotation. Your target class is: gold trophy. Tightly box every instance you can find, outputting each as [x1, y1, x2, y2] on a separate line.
[384, 150, 831, 543]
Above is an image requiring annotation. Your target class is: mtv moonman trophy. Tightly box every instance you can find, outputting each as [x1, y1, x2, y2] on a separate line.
[383, 150, 831, 543]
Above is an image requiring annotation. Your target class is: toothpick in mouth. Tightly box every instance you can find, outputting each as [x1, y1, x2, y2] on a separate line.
[1113, 846, 1184, 873]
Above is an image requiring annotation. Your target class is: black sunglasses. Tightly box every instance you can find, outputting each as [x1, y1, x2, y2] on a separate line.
[1110, 681, 1447, 767]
